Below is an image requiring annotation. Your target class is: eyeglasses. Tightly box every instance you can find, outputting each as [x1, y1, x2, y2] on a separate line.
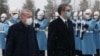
[85, 13, 90, 15]
[1, 17, 5, 18]
[64, 10, 71, 12]
[12, 13, 17, 15]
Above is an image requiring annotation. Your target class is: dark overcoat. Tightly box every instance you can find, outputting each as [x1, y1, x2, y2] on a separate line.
[5, 22, 39, 56]
[47, 17, 75, 56]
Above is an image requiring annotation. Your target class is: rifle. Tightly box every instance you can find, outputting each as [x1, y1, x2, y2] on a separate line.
[80, 10, 84, 39]
[75, 19, 78, 37]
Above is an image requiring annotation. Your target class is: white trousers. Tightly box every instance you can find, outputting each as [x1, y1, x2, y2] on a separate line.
[0, 49, 2, 56]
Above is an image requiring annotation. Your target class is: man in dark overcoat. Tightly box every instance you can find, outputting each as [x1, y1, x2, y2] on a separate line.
[47, 4, 75, 56]
[5, 9, 39, 56]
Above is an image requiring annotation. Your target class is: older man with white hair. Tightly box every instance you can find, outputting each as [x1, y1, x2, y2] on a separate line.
[5, 9, 39, 56]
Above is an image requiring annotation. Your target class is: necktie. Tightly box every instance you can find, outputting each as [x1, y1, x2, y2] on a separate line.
[65, 21, 68, 28]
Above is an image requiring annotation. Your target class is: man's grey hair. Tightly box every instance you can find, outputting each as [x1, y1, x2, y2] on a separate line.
[20, 9, 32, 16]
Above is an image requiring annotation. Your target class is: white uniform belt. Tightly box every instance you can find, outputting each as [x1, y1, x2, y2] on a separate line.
[85, 31, 93, 33]
[36, 28, 45, 32]
[38, 29, 45, 31]
[75, 29, 80, 31]
[0, 31, 5, 33]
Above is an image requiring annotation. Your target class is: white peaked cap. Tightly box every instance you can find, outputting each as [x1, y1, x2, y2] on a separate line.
[85, 9, 92, 14]
[37, 10, 44, 16]
[0, 13, 7, 17]
[73, 12, 78, 16]
[9, 7, 19, 14]
[55, 12, 59, 16]
[94, 11, 100, 15]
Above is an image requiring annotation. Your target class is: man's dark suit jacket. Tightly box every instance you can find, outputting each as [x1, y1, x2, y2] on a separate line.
[48, 16, 75, 56]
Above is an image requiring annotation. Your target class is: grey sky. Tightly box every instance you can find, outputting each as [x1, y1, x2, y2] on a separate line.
[34, 0, 47, 10]
[8, 0, 25, 10]
[8, 0, 48, 10]
[8, 0, 97, 11]
[8, 0, 61, 10]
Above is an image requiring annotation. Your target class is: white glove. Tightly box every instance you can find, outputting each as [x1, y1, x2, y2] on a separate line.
[34, 19, 38, 24]
[81, 20, 86, 25]
[76, 20, 80, 23]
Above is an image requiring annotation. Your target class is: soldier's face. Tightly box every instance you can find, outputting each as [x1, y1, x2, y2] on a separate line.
[1, 17, 6, 21]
